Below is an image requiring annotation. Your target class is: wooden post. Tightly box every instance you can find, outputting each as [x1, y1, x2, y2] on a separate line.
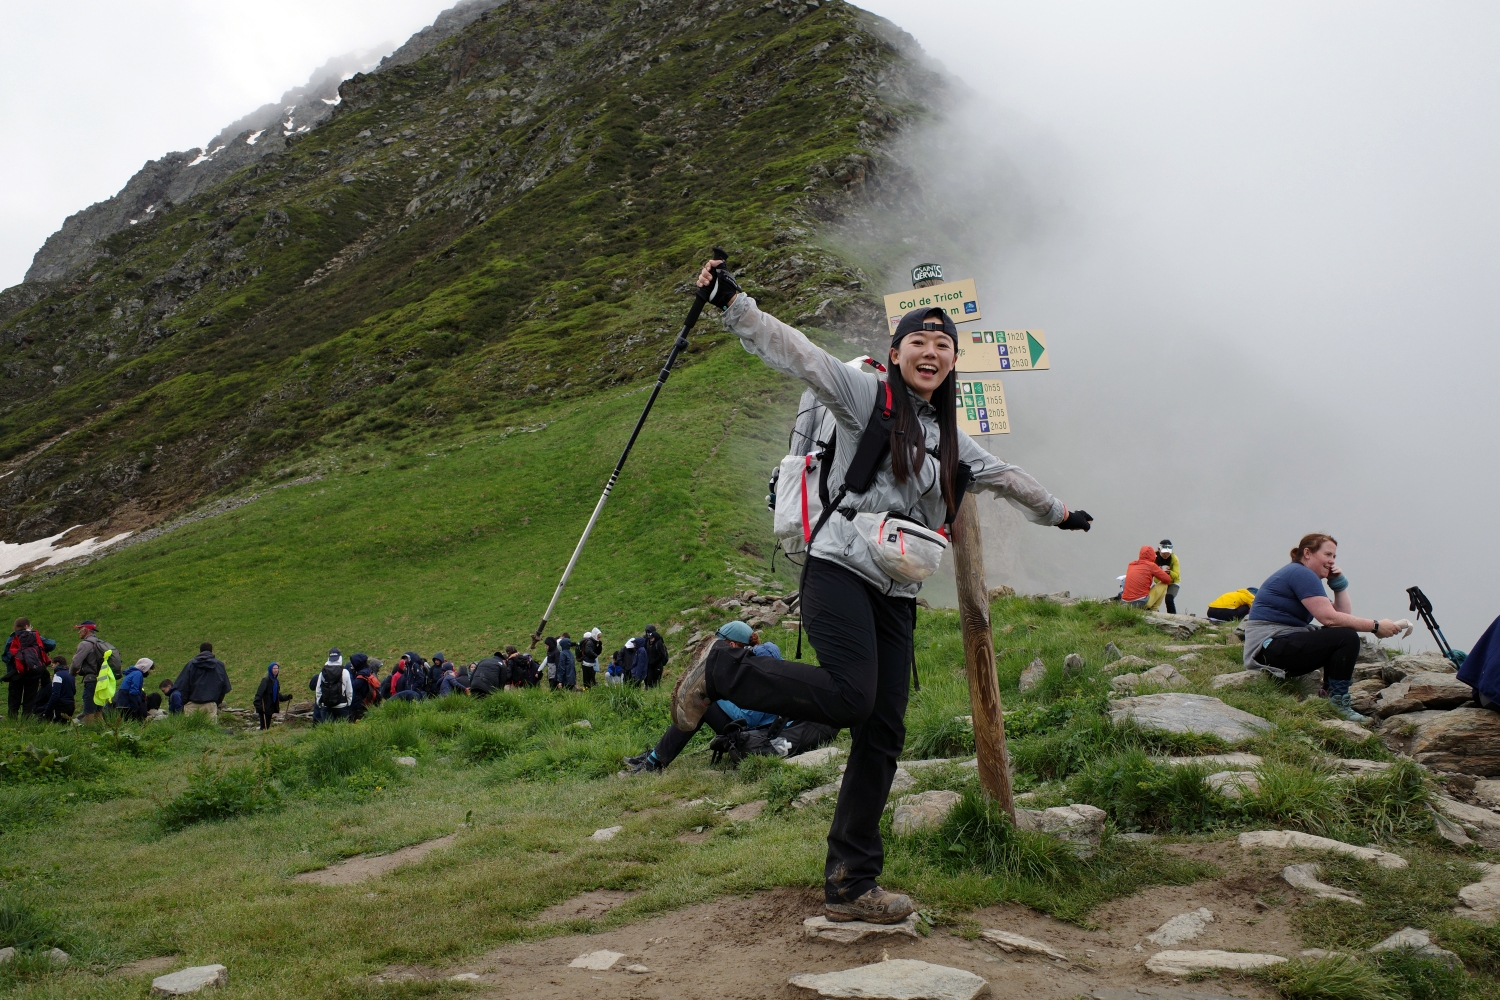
[951, 492, 1016, 821]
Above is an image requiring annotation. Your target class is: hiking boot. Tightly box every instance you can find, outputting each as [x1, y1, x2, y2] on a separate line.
[623, 755, 663, 776]
[623, 750, 651, 767]
[825, 886, 916, 924]
[671, 640, 717, 733]
[1330, 693, 1370, 725]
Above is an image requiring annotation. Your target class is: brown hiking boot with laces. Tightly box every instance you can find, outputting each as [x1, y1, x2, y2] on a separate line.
[670, 639, 718, 732]
[825, 886, 916, 924]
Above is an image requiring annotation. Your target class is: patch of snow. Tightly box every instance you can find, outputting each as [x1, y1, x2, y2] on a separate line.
[129, 219, 138, 225]
[246, 130, 265, 145]
[0, 528, 133, 583]
[283, 119, 295, 132]
[188, 144, 226, 166]
[322, 95, 341, 106]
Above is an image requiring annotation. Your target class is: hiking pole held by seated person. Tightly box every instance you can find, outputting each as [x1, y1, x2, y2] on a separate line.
[528, 249, 731, 649]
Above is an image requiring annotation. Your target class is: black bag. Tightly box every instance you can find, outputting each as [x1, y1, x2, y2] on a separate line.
[319, 665, 345, 708]
[708, 721, 778, 767]
[777, 720, 837, 757]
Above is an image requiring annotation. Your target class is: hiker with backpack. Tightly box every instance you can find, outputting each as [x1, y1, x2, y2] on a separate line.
[643, 625, 669, 688]
[254, 663, 292, 729]
[578, 629, 603, 688]
[672, 258, 1092, 925]
[70, 620, 115, 723]
[158, 679, 183, 714]
[175, 643, 232, 718]
[35, 654, 74, 722]
[114, 658, 154, 721]
[5, 618, 53, 719]
[541, 637, 560, 689]
[557, 634, 578, 690]
[314, 649, 354, 722]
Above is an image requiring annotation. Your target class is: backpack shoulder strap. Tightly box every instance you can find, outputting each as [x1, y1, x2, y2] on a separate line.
[841, 380, 894, 496]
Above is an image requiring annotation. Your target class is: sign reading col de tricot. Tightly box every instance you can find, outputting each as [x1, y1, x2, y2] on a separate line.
[883, 278, 980, 333]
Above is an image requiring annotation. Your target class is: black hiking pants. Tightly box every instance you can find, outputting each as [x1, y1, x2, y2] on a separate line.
[650, 702, 734, 767]
[707, 557, 913, 904]
[7, 675, 41, 718]
[1262, 626, 1359, 683]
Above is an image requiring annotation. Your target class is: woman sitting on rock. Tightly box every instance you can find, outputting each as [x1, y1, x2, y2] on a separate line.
[1244, 533, 1402, 723]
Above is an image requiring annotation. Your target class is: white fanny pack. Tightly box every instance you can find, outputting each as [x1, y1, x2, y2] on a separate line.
[855, 511, 948, 584]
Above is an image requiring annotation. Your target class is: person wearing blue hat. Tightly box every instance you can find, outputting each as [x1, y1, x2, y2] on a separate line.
[675, 256, 1092, 925]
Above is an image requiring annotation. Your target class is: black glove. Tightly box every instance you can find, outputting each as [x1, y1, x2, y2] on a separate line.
[1058, 509, 1092, 531]
[699, 262, 740, 310]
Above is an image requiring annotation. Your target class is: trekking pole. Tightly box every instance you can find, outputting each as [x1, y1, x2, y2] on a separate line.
[529, 249, 727, 649]
[1406, 586, 1459, 662]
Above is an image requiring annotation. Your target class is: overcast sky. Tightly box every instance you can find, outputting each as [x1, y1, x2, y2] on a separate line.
[4, 2, 1495, 646]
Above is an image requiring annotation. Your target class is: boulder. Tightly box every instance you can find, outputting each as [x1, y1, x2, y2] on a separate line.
[1109, 693, 1271, 744]
[1108, 655, 1154, 672]
[1205, 771, 1258, 799]
[1210, 670, 1261, 690]
[1282, 863, 1363, 904]
[1110, 673, 1142, 694]
[1373, 672, 1474, 717]
[151, 965, 228, 995]
[1063, 653, 1085, 674]
[1320, 718, 1376, 742]
[1367, 927, 1460, 967]
[891, 791, 962, 836]
[804, 914, 921, 943]
[788, 747, 844, 768]
[1399, 707, 1500, 776]
[1431, 795, 1500, 846]
[569, 950, 624, 970]
[1163, 752, 1262, 769]
[1143, 613, 1208, 639]
[889, 768, 915, 794]
[1104, 643, 1123, 662]
[1145, 908, 1214, 946]
[1015, 803, 1107, 858]
[1237, 830, 1407, 869]
[1388, 651, 1457, 679]
[789, 959, 987, 1000]
[979, 929, 1066, 959]
[589, 826, 623, 842]
[1349, 678, 1386, 714]
[1145, 950, 1285, 975]
[1455, 863, 1500, 922]
[1018, 658, 1046, 692]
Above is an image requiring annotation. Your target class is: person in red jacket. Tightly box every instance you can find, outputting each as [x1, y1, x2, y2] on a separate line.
[1122, 545, 1174, 607]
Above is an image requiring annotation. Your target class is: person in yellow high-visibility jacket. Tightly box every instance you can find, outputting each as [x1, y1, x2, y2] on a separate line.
[1207, 587, 1259, 621]
[1152, 540, 1182, 613]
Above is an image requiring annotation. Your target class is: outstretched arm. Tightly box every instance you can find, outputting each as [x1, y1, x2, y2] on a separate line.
[956, 434, 1066, 525]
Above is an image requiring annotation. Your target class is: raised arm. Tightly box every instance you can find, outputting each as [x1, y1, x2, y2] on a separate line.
[956, 434, 1066, 526]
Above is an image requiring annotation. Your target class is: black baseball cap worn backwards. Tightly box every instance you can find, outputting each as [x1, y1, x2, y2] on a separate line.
[891, 307, 958, 350]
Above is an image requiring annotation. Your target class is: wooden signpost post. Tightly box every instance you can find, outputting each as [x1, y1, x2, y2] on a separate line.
[906, 263, 1018, 820]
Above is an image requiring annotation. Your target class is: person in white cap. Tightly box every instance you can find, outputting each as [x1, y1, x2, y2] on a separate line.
[114, 657, 154, 720]
[1155, 540, 1182, 614]
[578, 628, 603, 688]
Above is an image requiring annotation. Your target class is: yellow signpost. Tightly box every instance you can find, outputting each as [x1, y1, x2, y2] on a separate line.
[955, 329, 1048, 374]
[955, 379, 1009, 436]
[883, 278, 981, 333]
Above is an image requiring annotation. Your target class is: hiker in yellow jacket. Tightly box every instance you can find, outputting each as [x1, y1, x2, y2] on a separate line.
[1207, 587, 1259, 622]
[1151, 540, 1182, 613]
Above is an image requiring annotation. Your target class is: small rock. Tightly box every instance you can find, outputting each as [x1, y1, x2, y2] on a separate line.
[805, 913, 921, 943]
[1109, 693, 1271, 744]
[1237, 830, 1407, 868]
[891, 790, 962, 835]
[787, 747, 843, 767]
[1474, 780, 1500, 807]
[771, 599, 790, 614]
[569, 950, 624, 970]
[48, 948, 68, 965]
[1109, 655, 1154, 672]
[152, 965, 229, 995]
[394, 756, 417, 767]
[1015, 803, 1107, 858]
[625, 964, 650, 973]
[1210, 670, 1261, 690]
[1456, 864, 1500, 922]
[449, 972, 480, 980]
[1145, 950, 1286, 975]
[1140, 664, 1186, 688]
[1110, 672, 1143, 694]
[1367, 927, 1460, 966]
[1431, 808, 1474, 847]
[1145, 908, 1214, 946]
[1063, 653, 1084, 674]
[888, 768, 915, 794]
[1163, 752, 1263, 769]
[1282, 863, 1364, 905]
[726, 799, 767, 822]
[666, 624, 684, 635]
[1104, 643, 1122, 662]
[789, 959, 987, 1000]
[1326, 758, 1392, 776]
[590, 826, 624, 842]
[987, 585, 1016, 601]
[979, 928, 1066, 959]
[1117, 832, 1158, 843]
[1205, 771, 1259, 799]
[0, 948, 12, 964]
[897, 758, 953, 770]
[1175, 653, 1200, 664]
[1320, 718, 1374, 741]
[1018, 658, 1047, 692]
[794, 778, 843, 809]
[1431, 795, 1500, 846]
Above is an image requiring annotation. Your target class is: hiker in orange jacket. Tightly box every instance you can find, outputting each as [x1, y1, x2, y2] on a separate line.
[1122, 545, 1174, 607]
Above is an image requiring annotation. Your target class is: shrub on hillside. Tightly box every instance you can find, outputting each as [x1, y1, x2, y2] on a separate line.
[297, 723, 400, 791]
[1261, 955, 1402, 1000]
[1069, 750, 1227, 833]
[160, 756, 281, 830]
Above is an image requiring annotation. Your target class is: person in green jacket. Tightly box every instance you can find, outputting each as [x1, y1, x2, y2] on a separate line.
[1156, 540, 1182, 614]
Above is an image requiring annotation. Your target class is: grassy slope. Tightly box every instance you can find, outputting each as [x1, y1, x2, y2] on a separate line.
[3, 598, 1496, 999]
[2, 337, 814, 696]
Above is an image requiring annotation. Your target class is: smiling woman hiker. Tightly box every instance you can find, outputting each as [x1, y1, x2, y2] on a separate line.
[1244, 533, 1405, 724]
[672, 257, 1092, 925]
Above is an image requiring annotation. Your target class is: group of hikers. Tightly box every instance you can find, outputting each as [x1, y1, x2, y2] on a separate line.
[1118, 539, 1182, 613]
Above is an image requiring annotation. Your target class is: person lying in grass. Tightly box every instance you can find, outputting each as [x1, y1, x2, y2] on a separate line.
[1243, 532, 1403, 723]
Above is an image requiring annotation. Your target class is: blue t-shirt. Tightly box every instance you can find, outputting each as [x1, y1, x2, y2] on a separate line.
[1248, 562, 1326, 626]
[717, 699, 779, 731]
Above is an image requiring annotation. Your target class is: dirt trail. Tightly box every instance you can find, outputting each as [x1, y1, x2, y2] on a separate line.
[294, 834, 456, 886]
[377, 845, 1291, 999]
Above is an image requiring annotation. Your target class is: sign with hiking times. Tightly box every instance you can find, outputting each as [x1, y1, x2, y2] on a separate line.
[955, 329, 1049, 374]
[883, 278, 981, 332]
[956, 378, 1009, 436]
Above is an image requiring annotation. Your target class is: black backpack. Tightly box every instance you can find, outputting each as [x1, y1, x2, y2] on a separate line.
[319, 664, 345, 708]
[646, 633, 669, 669]
[777, 720, 838, 757]
[709, 721, 779, 767]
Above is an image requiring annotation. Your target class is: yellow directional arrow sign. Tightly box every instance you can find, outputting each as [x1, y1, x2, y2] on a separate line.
[955, 379, 1009, 436]
[955, 330, 1048, 374]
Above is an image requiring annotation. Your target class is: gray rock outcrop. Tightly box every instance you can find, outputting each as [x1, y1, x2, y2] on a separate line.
[1145, 908, 1214, 946]
[1380, 707, 1500, 776]
[1015, 803, 1107, 858]
[151, 965, 228, 995]
[789, 959, 987, 1000]
[1282, 863, 1363, 904]
[1372, 672, 1475, 717]
[804, 914, 921, 943]
[891, 790, 961, 835]
[1109, 693, 1271, 744]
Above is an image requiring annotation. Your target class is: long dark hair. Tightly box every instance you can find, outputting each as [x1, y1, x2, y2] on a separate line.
[886, 361, 960, 518]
